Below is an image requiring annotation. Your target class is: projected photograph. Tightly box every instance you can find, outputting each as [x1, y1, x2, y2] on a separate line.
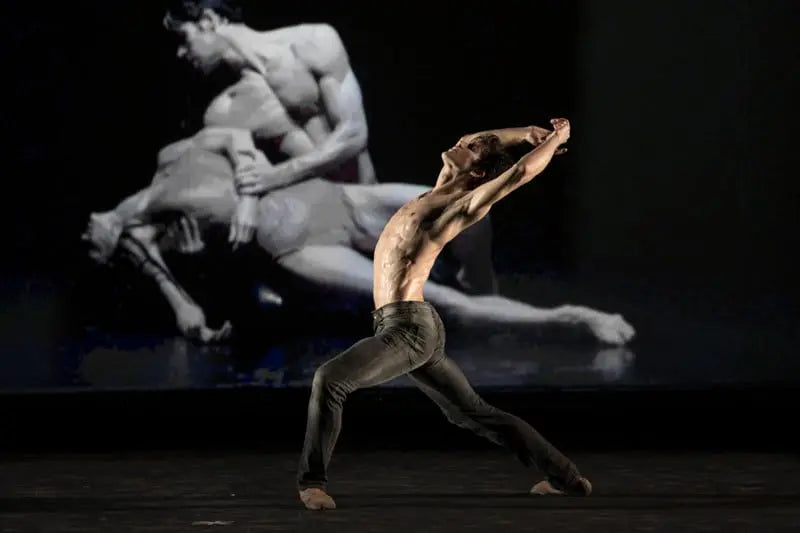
[55, 1, 633, 391]
[2, 0, 797, 394]
[22, 0, 800, 392]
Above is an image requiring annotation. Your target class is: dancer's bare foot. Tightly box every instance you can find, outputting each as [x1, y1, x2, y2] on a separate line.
[530, 476, 592, 496]
[299, 488, 336, 510]
[587, 312, 635, 345]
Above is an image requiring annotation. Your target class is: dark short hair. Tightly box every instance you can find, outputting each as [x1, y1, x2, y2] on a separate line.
[467, 134, 515, 181]
[164, 0, 244, 28]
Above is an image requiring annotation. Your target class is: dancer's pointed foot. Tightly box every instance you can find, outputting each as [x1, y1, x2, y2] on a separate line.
[530, 476, 592, 496]
[299, 488, 337, 510]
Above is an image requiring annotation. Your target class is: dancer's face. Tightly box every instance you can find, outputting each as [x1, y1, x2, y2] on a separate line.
[441, 142, 481, 176]
[440, 137, 499, 183]
[175, 18, 231, 74]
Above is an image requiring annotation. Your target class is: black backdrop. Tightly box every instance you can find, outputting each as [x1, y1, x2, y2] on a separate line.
[0, 0, 798, 391]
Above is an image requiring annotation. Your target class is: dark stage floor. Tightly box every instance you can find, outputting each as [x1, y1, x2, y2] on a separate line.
[1, 450, 798, 532]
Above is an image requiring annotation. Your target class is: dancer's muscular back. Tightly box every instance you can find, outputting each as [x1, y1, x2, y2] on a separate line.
[372, 119, 570, 309]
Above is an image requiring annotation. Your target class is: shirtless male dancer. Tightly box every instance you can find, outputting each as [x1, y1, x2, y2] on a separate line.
[297, 118, 592, 510]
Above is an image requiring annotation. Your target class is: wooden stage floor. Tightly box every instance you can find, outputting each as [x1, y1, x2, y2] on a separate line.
[1, 450, 798, 532]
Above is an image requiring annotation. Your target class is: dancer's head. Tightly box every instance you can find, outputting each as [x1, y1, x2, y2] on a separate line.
[438, 135, 514, 189]
[82, 212, 123, 265]
[163, 1, 246, 74]
[165, 0, 243, 26]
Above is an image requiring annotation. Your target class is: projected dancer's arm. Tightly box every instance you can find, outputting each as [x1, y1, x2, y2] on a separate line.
[190, 127, 269, 247]
[119, 222, 233, 343]
[193, 127, 261, 172]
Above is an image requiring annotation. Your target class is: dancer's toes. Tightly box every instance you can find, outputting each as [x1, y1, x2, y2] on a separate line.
[530, 476, 592, 496]
[530, 479, 562, 495]
[299, 488, 337, 510]
[590, 313, 635, 345]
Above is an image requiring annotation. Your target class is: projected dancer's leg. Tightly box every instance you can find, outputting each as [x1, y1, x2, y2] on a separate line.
[277, 245, 633, 344]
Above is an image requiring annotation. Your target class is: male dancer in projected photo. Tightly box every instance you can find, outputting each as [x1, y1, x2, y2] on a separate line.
[297, 119, 593, 511]
[162, 0, 499, 295]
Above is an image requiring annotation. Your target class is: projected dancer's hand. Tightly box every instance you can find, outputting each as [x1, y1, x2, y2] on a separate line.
[235, 164, 293, 195]
[167, 216, 205, 254]
[234, 160, 261, 192]
[229, 195, 259, 249]
[175, 301, 233, 344]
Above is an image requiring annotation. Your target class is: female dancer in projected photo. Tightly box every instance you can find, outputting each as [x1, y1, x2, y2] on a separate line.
[83, 123, 634, 346]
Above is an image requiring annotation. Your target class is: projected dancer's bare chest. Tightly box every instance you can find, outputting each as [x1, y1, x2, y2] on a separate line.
[260, 53, 321, 118]
[204, 79, 295, 138]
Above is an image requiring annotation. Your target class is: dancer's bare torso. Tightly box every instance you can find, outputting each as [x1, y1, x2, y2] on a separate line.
[152, 142, 373, 256]
[374, 187, 472, 308]
[153, 143, 240, 221]
[210, 28, 323, 123]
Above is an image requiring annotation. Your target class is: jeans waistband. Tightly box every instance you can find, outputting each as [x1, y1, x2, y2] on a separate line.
[372, 300, 436, 327]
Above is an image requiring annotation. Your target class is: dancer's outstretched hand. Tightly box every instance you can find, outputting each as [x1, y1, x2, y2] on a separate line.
[550, 118, 571, 144]
[526, 124, 568, 155]
[526, 125, 552, 145]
